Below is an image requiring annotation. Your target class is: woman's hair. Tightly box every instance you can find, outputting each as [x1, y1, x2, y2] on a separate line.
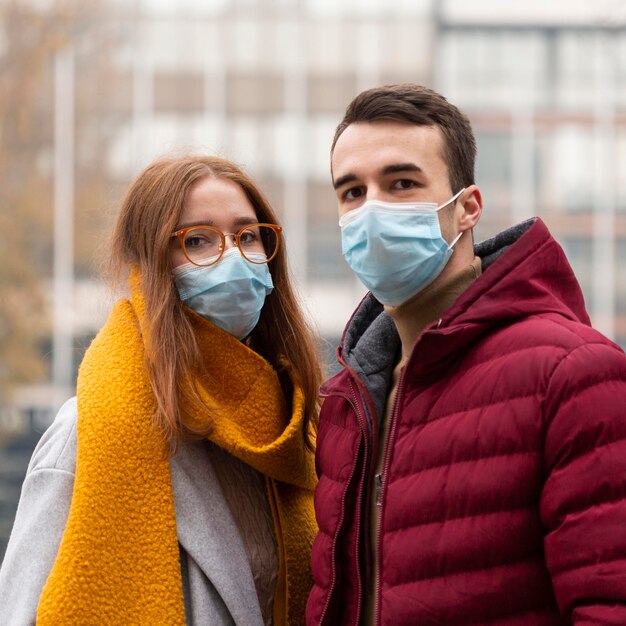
[106, 155, 322, 452]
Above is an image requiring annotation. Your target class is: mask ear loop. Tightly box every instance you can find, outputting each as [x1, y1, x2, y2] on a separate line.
[438, 188, 467, 249]
[449, 231, 464, 249]
[435, 187, 466, 212]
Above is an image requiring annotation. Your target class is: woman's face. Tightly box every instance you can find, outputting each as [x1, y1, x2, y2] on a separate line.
[170, 176, 259, 269]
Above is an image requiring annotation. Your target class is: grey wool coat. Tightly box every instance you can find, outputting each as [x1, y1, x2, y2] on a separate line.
[0, 398, 266, 626]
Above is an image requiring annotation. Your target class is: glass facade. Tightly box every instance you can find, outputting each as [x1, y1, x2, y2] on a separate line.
[3, 0, 625, 378]
[2, 0, 626, 562]
[435, 10, 626, 347]
[91, 6, 434, 326]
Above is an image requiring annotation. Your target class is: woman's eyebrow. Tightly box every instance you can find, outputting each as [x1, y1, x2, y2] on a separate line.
[232, 216, 260, 227]
[174, 216, 259, 231]
[174, 220, 214, 231]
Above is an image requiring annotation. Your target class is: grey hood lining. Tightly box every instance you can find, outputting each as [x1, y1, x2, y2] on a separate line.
[475, 218, 535, 272]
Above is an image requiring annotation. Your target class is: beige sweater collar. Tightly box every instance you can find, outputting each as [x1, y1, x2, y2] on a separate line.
[388, 256, 482, 364]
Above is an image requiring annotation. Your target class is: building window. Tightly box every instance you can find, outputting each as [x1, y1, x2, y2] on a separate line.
[154, 71, 204, 113]
[226, 72, 285, 115]
[618, 129, 626, 213]
[475, 130, 512, 209]
[617, 239, 626, 311]
[307, 183, 352, 282]
[441, 31, 546, 109]
[307, 73, 357, 114]
[561, 236, 592, 297]
[552, 126, 594, 213]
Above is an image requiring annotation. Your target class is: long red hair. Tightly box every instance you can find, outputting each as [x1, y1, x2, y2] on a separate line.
[107, 155, 322, 451]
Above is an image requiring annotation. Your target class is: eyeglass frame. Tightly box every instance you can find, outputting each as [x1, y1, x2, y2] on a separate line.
[170, 222, 282, 267]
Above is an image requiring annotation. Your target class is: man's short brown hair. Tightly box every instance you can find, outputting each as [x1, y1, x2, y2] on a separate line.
[332, 84, 476, 194]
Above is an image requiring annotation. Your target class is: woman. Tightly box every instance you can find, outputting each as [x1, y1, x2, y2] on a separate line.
[0, 155, 322, 625]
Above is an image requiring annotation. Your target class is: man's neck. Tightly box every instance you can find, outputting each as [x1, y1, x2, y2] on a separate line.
[385, 257, 482, 366]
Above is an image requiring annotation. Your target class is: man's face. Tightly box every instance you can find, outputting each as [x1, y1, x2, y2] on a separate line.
[332, 121, 456, 232]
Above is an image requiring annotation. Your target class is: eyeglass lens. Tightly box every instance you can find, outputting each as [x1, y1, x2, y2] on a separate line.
[182, 225, 278, 266]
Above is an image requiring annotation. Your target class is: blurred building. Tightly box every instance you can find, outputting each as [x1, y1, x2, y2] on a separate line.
[1, 0, 625, 425]
[1, 0, 626, 412]
[435, 0, 626, 346]
[1, 0, 625, 557]
[60, 0, 625, 346]
[86, 0, 437, 341]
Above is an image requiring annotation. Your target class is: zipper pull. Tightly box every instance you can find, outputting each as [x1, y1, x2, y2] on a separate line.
[375, 473, 383, 507]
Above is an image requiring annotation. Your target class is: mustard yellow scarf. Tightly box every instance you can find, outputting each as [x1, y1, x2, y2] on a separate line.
[37, 277, 317, 625]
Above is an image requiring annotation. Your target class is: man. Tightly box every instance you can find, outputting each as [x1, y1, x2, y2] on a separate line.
[307, 84, 626, 626]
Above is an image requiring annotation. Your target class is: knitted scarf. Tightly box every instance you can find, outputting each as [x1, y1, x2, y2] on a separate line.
[37, 276, 317, 625]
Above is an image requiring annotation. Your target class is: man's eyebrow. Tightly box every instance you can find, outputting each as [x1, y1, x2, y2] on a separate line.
[333, 173, 357, 190]
[333, 163, 424, 190]
[382, 163, 423, 176]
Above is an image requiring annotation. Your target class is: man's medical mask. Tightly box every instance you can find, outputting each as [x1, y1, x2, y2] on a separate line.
[173, 248, 273, 340]
[339, 189, 465, 307]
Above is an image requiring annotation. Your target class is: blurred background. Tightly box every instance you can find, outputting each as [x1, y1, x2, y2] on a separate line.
[0, 0, 625, 559]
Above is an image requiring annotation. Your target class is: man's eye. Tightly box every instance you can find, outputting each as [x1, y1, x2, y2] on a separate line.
[394, 179, 416, 190]
[344, 187, 364, 200]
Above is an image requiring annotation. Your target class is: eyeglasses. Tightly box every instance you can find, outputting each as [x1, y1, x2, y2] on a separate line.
[171, 222, 282, 267]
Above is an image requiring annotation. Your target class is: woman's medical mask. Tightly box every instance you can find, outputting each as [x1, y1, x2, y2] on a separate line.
[173, 248, 273, 340]
[339, 189, 465, 307]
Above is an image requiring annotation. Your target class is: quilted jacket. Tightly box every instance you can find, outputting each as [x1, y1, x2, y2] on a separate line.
[307, 218, 626, 626]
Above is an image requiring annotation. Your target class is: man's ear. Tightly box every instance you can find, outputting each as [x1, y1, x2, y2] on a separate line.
[458, 185, 482, 231]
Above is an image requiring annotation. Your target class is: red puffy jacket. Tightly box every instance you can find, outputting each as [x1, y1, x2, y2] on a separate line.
[307, 218, 626, 625]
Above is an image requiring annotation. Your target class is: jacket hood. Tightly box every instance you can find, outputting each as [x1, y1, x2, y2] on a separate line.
[332, 218, 591, 409]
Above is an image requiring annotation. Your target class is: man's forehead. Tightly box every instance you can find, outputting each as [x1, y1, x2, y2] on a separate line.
[331, 121, 445, 179]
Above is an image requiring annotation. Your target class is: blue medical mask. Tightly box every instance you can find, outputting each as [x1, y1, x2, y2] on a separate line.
[173, 248, 274, 340]
[339, 189, 465, 307]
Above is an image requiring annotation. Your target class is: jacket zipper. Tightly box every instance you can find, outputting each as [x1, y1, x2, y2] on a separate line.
[349, 379, 371, 626]
[318, 382, 368, 626]
[375, 474, 383, 506]
[374, 366, 408, 626]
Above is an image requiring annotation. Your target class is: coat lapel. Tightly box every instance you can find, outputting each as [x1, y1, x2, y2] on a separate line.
[170, 440, 264, 626]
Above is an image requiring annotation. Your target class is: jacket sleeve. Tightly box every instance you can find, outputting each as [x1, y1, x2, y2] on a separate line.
[0, 398, 77, 626]
[540, 341, 626, 625]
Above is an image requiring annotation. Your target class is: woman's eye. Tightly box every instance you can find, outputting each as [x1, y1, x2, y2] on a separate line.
[184, 236, 201, 248]
[183, 227, 221, 250]
[185, 235, 211, 249]
[239, 230, 258, 245]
